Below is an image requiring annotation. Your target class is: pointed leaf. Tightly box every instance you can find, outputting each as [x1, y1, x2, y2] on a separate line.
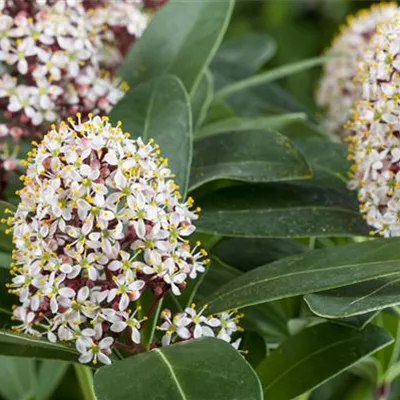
[119, 0, 234, 94]
[0, 330, 79, 362]
[109, 75, 192, 196]
[256, 323, 392, 400]
[204, 238, 400, 314]
[196, 183, 368, 239]
[94, 338, 262, 400]
[305, 278, 400, 319]
[198, 113, 307, 137]
[190, 130, 312, 190]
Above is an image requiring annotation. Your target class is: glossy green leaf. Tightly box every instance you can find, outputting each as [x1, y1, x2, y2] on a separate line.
[192, 70, 214, 130]
[119, 0, 234, 94]
[0, 330, 79, 362]
[212, 237, 306, 271]
[204, 238, 400, 314]
[257, 323, 392, 400]
[94, 338, 262, 400]
[197, 113, 307, 137]
[305, 278, 400, 319]
[196, 183, 368, 239]
[190, 130, 312, 190]
[109, 75, 192, 196]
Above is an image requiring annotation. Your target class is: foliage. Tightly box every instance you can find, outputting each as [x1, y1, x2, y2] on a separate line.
[1, 1, 400, 400]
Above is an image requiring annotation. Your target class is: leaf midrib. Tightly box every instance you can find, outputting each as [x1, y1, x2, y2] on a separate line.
[154, 349, 188, 400]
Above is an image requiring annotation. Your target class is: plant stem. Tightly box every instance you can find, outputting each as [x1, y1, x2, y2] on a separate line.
[74, 364, 96, 400]
[215, 55, 334, 99]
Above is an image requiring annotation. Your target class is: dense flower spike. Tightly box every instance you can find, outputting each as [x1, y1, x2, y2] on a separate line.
[348, 17, 400, 237]
[0, 0, 151, 179]
[316, 2, 398, 137]
[6, 115, 217, 364]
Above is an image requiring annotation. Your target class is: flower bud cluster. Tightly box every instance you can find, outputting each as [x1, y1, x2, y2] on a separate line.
[347, 16, 400, 237]
[317, 3, 398, 137]
[5, 115, 219, 364]
[0, 0, 150, 175]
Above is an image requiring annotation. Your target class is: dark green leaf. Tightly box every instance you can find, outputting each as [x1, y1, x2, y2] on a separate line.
[257, 323, 392, 400]
[204, 238, 400, 314]
[196, 183, 368, 239]
[212, 237, 306, 271]
[197, 113, 307, 137]
[94, 338, 262, 400]
[305, 278, 400, 319]
[0, 330, 79, 362]
[289, 136, 349, 189]
[109, 75, 192, 196]
[37, 361, 69, 400]
[119, 0, 234, 94]
[192, 70, 214, 130]
[190, 130, 312, 190]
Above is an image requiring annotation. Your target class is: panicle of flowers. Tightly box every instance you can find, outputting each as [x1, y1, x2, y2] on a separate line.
[158, 305, 244, 349]
[347, 16, 400, 237]
[316, 2, 399, 137]
[5, 114, 213, 365]
[0, 0, 151, 175]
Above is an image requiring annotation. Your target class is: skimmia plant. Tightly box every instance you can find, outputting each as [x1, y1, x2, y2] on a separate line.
[4, 1, 400, 400]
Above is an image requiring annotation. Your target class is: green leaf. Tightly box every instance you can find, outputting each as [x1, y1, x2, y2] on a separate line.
[0, 330, 79, 362]
[212, 237, 306, 271]
[204, 238, 400, 314]
[94, 338, 262, 400]
[189, 130, 312, 191]
[216, 55, 330, 99]
[109, 75, 192, 197]
[37, 361, 69, 400]
[196, 183, 368, 239]
[197, 113, 307, 137]
[192, 70, 214, 130]
[119, 0, 234, 94]
[256, 323, 392, 400]
[289, 137, 349, 189]
[305, 278, 400, 319]
[0, 357, 36, 400]
[212, 33, 276, 75]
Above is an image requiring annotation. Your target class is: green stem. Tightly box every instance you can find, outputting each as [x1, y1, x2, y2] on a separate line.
[295, 392, 310, 400]
[74, 364, 96, 400]
[215, 55, 335, 99]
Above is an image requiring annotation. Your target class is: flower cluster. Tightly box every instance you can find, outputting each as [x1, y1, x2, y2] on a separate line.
[159, 306, 243, 349]
[316, 2, 398, 137]
[0, 0, 151, 176]
[347, 16, 400, 237]
[5, 115, 241, 364]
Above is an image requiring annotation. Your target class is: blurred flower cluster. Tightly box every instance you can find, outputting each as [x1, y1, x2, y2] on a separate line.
[0, 0, 152, 193]
[5, 115, 242, 364]
[317, 2, 398, 137]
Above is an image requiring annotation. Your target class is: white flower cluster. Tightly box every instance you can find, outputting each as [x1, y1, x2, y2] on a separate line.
[316, 2, 398, 137]
[347, 16, 400, 237]
[0, 0, 150, 168]
[159, 306, 243, 349]
[6, 115, 214, 365]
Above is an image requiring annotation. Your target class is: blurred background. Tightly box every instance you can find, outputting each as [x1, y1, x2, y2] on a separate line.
[228, 0, 384, 112]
